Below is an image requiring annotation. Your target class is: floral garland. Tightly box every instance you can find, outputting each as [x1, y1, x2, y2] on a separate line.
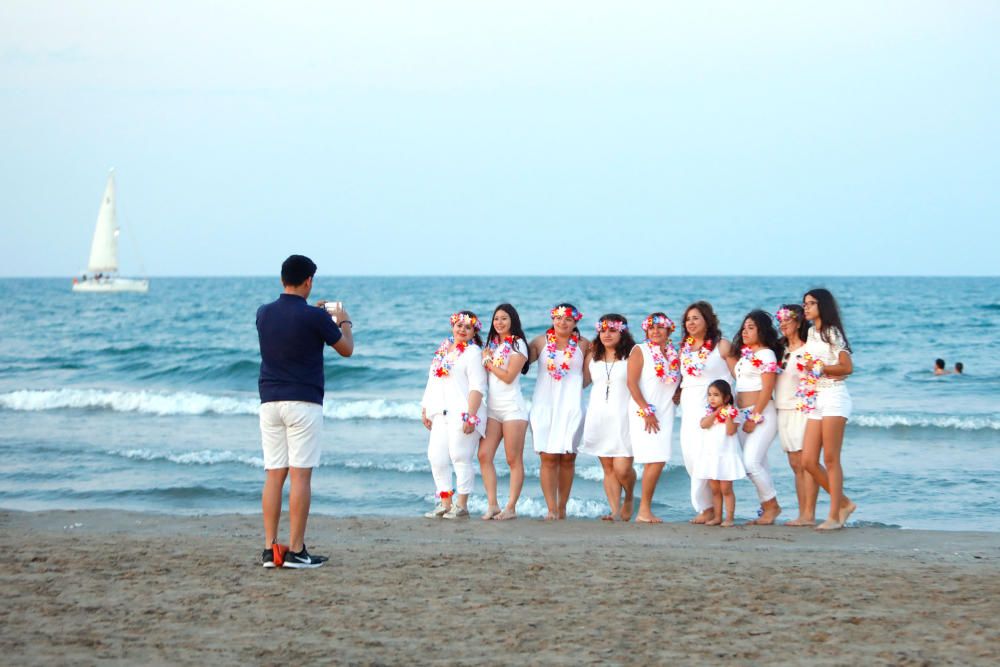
[545, 328, 579, 381]
[430, 337, 468, 378]
[450, 312, 481, 331]
[595, 320, 628, 333]
[642, 314, 675, 333]
[775, 307, 795, 324]
[646, 340, 680, 384]
[550, 305, 583, 322]
[740, 345, 779, 374]
[680, 336, 714, 377]
[793, 352, 825, 413]
[487, 336, 516, 368]
[706, 405, 739, 424]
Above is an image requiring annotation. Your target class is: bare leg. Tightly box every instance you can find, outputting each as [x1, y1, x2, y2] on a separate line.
[478, 420, 503, 519]
[720, 481, 735, 527]
[288, 467, 313, 552]
[556, 453, 576, 519]
[497, 420, 527, 520]
[705, 480, 722, 526]
[636, 462, 665, 523]
[598, 457, 622, 520]
[817, 416, 854, 530]
[539, 453, 560, 520]
[614, 457, 636, 521]
[802, 419, 831, 494]
[262, 467, 288, 547]
[785, 451, 816, 526]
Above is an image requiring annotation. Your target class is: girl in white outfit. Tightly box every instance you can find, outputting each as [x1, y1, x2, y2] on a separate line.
[478, 304, 530, 521]
[677, 301, 734, 523]
[729, 309, 783, 525]
[801, 288, 857, 530]
[626, 312, 681, 523]
[774, 304, 819, 526]
[696, 379, 746, 527]
[580, 314, 636, 521]
[528, 303, 591, 521]
[420, 311, 488, 520]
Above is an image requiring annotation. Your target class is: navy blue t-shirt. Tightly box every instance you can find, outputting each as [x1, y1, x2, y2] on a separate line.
[257, 294, 343, 405]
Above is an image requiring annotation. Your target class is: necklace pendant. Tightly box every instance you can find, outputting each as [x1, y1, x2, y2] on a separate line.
[605, 385, 610, 401]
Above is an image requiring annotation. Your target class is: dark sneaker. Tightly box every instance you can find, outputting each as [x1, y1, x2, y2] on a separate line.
[261, 549, 275, 568]
[282, 545, 326, 569]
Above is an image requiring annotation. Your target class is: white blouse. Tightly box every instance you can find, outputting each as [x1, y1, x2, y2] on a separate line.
[805, 326, 850, 389]
[774, 343, 807, 409]
[421, 342, 488, 436]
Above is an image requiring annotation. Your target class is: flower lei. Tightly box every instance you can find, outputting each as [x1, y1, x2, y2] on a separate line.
[450, 312, 481, 331]
[794, 352, 825, 413]
[706, 405, 739, 424]
[646, 340, 680, 384]
[740, 346, 779, 374]
[487, 336, 516, 368]
[550, 305, 583, 322]
[595, 320, 628, 333]
[680, 337, 714, 377]
[642, 314, 675, 334]
[545, 329, 579, 381]
[430, 337, 468, 377]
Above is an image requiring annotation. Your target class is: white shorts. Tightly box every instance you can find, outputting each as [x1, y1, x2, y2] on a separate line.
[487, 398, 529, 423]
[259, 401, 324, 469]
[808, 383, 852, 421]
[778, 409, 807, 452]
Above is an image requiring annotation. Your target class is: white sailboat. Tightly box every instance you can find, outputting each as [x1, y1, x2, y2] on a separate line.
[72, 170, 149, 293]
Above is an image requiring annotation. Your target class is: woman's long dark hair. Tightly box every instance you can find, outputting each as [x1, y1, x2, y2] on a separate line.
[590, 314, 636, 361]
[682, 301, 721, 346]
[551, 302, 582, 338]
[454, 309, 484, 348]
[804, 288, 851, 352]
[731, 309, 783, 361]
[486, 303, 529, 375]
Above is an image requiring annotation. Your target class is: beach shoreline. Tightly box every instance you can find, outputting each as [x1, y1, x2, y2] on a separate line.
[3, 509, 998, 665]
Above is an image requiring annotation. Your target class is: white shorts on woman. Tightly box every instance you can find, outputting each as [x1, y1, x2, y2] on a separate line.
[808, 383, 852, 421]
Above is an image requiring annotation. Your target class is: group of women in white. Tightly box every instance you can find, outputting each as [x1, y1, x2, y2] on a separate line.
[419, 288, 857, 530]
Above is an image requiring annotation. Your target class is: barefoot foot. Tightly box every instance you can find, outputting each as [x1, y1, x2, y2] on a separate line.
[621, 495, 634, 522]
[721, 519, 735, 527]
[494, 507, 517, 521]
[481, 505, 502, 521]
[690, 509, 714, 525]
[839, 501, 857, 525]
[543, 512, 559, 521]
[751, 504, 782, 526]
[635, 513, 663, 524]
[705, 518, 721, 526]
[815, 518, 844, 531]
[785, 517, 816, 527]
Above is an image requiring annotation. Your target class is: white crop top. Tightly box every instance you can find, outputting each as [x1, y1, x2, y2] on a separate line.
[733, 347, 779, 393]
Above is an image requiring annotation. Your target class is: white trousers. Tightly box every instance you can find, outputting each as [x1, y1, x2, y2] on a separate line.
[738, 403, 779, 503]
[680, 388, 714, 513]
[427, 414, 479, 496]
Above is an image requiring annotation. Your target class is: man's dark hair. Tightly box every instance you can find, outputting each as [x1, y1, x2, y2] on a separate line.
[281, 255, 317, 287]
[955, 362, 963, 373]
[935, 358, 945, 370]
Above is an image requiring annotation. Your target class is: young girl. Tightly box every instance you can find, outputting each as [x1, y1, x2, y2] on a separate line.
[580, 314, 636, 521]
[676, 301, 734, 523]
[801, 288, 857, 530]
[774, 304, 818, 526]
[478, 304, 531, 521]
[528, 303, 590, 520]
[695, 380, 746, 527]
[626, 312, 681, 523]
[728, 310, 783, 525]
[420, 311, 488, 520]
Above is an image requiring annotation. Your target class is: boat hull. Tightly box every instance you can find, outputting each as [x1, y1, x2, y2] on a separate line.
[72, 278, 149, 293]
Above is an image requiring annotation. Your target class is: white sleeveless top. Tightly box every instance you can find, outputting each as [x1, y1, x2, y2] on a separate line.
[774, 343, 806, 409]
[580, 356, 631, 457]
[627, 342, 679, 463]
[734, 347, 779, 393]
[680, 341, 732, 390]
[530, 336, 585, 454]
[632, 341, 679, 406]
[805, 326, 850, 389]
[485, 337, 529, 406]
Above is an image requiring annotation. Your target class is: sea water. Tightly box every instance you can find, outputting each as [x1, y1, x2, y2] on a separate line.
[0, 276, 997, 530]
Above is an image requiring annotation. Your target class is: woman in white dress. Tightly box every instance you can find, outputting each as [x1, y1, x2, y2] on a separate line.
[527, 303, 591, 520]
[626, 312, 681, 523]
[801, 288, 857, 530]
[580, 314, 636, 521]
[729, 309, 783, 525]
[420, 311, 488, 520]
[478, 304, 530, 521]
[675, 301, 733, 524]
[774, 304, 818, 526]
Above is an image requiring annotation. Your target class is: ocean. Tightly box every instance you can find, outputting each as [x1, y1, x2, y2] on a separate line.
[1, 276, 997, 530]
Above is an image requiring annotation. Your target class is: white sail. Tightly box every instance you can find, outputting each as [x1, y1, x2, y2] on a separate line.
[87, 171, 118, 273]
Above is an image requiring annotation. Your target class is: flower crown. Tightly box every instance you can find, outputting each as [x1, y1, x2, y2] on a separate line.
[450, 312, 482, 332]
[775, 307, 797, 323]
[550, 306, 583, 322]
[595, 319, 628, 333]
[642, 314, 675, 333]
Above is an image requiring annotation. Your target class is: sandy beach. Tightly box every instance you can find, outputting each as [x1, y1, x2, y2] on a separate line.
[2, 510, 998, 666]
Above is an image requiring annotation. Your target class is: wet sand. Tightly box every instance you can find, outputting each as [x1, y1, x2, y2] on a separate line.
[2, 509, 998, 665]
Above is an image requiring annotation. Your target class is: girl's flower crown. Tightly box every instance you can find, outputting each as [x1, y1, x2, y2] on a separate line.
[595, 319, 628, 333]
[450, 312, 481, 332]
[551, 306, 583, 322]
[775, 307, 796, 323]
[642, 314, 675, 333]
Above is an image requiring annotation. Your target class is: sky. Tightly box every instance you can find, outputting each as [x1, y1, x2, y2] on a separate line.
[1, 1, 998, 277]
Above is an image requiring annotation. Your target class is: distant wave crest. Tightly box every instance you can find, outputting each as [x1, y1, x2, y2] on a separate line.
[0, 388, 421, 421]
[853, 413, 1000, 431]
